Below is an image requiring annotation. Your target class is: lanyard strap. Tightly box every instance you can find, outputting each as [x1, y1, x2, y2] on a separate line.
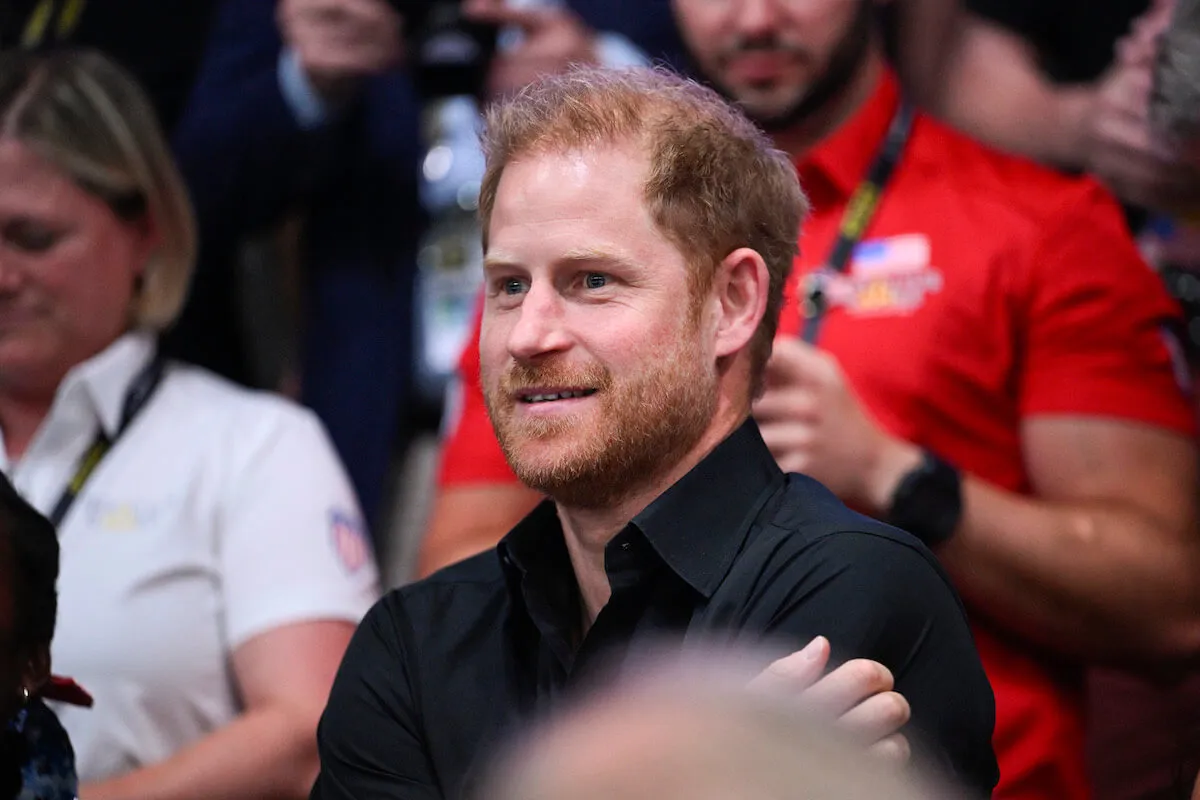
[799, 101, 915, 345]
[48, 353, 166, 528]
[20, 0, 86, 48]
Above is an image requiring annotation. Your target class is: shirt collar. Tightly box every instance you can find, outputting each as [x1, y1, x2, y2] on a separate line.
[498, 419, 785, 603]
[630, 418, 784, 597]
[57, 331, 158, 439]
[797, 69, 901, 200]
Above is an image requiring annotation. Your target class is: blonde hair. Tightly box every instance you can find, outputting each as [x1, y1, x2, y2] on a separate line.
[478, 66, 808, 396]
[0, 48, 197, 331]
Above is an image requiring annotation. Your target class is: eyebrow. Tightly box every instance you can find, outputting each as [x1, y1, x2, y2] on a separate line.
[483, 247, 639, 273]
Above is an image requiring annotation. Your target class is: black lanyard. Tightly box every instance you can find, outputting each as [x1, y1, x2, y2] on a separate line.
[47, 353, 166, 528]
[799, 101, 915, 344]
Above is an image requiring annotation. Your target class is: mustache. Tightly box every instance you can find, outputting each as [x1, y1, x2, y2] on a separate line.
[499, 361, 612, 394]
[719, 36, 808, 62]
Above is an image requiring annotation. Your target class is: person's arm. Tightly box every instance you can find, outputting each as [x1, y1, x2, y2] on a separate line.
[85, 402, 380, 799]
[80, 621, 354, 800]
[760, 340, 1200, 667]
[419, 484, 542, 576]
[754, 184, 1200, 668]
[870, 188, 1200, 668]
[889, 0, 964, 112]
[926, 13, 1095, 168]
[310, 597, 443, 800]
[925, 0, 1200, 210]
[172, 0, 402, 246]
[921, 420, 1198, 667]
[850, 419, 1200, 666]
[752, 528, 999, 796]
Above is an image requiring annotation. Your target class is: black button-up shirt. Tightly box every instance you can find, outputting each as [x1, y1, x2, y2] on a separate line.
[311, 420, 998, 799]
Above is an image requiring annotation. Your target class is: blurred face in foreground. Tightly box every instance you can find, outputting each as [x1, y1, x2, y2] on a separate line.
[479, 142, 720, 509]
[672, 0, 873, 130]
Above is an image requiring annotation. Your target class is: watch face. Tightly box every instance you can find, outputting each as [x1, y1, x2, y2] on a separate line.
[893, 454, 961, 547]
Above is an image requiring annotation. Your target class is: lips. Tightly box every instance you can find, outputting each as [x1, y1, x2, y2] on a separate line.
[724, 51, 797, 83]
[518, 388, 597, 404]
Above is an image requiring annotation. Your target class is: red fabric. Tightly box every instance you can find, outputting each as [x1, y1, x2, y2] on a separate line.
[41, 675, 93, 707]
[436, 71, 1197, 798]
[437, 301, 515, 486]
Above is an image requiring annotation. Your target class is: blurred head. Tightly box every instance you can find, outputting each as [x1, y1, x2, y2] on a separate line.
[672, 0, 879, 131]
[0, 473, 58, 725]
[0, 49, 196, 397]
[476, 67, 805, 507]
[473, 647, 953, 800]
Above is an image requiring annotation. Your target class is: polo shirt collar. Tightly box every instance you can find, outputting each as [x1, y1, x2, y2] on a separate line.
[498, 418, 786, 602]
[798, 69, 901, 200]
[58, 331, 158, 439]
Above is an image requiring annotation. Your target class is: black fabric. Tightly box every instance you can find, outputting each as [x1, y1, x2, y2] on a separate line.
[311, 420, 999, 800]
[965, 0, 1149, 83]
[0, 0, 220, 133]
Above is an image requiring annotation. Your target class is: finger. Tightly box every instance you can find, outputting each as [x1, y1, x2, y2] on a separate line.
[1100, 67, 1154, 119]
[295, 0, 397, 26]
[463, 2, 553, 32]
[1095, 112, 1176, 162]
[868, 733, 912, 765]
[301, 40, 396, 74]
[489, 53, 589, 86]
[751, 388, 818, 422]
[802, 659, 895, 720]
[836, 690, 911, 744]
[754, 423, 815, 468]
[764, 338, 832, 387]
[747, 636, 831, 694]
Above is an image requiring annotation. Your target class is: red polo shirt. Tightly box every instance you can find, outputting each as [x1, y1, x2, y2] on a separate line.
[437, 72, 1196, 798]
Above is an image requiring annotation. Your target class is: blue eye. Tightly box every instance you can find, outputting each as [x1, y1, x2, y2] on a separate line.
[503, 278, 527, 295]
[584, 273, 608, 289]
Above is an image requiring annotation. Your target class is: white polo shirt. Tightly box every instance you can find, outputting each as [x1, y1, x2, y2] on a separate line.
[1, 333, 380, 781]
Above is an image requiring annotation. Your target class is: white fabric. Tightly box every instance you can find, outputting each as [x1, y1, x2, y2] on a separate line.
[1, 333, 380, 781]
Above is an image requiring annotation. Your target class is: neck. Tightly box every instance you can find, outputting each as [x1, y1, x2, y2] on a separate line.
[557, 400, 749, 629]
[772, 48, 885, 160]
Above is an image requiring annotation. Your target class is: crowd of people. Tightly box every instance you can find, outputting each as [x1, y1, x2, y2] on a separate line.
[2, 0, 1200, 798]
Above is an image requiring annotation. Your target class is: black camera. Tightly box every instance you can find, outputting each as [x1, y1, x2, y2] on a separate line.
[398, 0, 499, 101]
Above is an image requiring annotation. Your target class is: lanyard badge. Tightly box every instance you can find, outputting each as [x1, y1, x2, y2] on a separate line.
[800, 102, 915, 345]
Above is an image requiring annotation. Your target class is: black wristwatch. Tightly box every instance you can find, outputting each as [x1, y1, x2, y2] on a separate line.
[886, 450, 962, 549]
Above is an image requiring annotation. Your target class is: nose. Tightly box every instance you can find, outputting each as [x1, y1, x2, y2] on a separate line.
[733, 0, 780, 38]
[506, 282, 572, 362]
[0, 251, 26, 294]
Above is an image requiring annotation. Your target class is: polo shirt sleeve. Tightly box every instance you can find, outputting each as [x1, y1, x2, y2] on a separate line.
[1017, 181, 1196, 435]
[311, 595, 441, 799]
[218, 403, 380, 649]
[437, 303, 520, 487]
[751, 530, 999, 797]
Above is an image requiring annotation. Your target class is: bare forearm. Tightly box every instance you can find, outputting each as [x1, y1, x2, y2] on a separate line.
[934, 18, 1093, 168]
[417, 484, 542, 577]
[939, 478, 1200, 666]
[81, 707, 319, 800]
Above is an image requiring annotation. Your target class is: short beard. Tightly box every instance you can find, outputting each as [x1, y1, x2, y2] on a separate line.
[705, 0, 874, 134]
[485, 339, 718, 510]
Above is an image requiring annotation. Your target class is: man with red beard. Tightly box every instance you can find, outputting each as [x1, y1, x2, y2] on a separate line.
[310, 66, 998, 800]
[422, 0, 1200, 797]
